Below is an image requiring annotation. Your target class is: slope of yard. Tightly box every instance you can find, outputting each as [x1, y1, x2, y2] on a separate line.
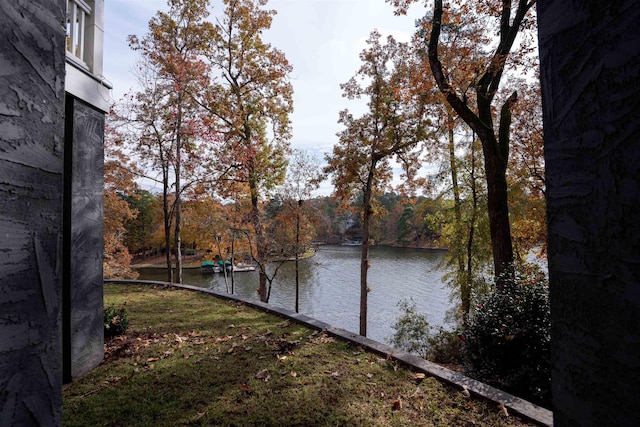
[63, 284, 535, 426]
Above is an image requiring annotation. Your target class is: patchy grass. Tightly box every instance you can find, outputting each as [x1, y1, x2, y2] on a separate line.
[63, 284, 535, 426]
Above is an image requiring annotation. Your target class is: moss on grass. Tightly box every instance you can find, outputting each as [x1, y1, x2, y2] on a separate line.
[63, 284, 535, 426]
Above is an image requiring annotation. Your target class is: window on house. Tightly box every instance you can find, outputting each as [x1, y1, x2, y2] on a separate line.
[66, 0, 92, 69]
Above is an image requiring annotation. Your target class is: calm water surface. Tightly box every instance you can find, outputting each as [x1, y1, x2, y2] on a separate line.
[137, 245, 452, 345]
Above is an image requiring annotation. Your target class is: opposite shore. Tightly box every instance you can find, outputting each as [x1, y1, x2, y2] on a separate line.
[132, 243, 446, 269]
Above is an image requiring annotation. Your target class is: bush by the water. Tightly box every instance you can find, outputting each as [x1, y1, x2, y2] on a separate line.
[391, 301, 465, 364]
[427, 327, 465, 365]
[390, 299, 431, 358]
[464, 264, 551, 406]
[390, 264, 551, 405]
[103, 304, 129, 338]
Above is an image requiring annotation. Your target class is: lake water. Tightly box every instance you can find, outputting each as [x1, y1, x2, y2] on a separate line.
[137, 245, 453, 345]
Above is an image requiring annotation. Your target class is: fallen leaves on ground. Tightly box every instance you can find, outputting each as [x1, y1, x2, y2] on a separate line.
[311, 333, 336, 344]
[256, 369, 270, 381]
[461, 385, 471, 398]
[328, 371, 341, 379]
[498, 402, 510, 417]
[392, 397, 402, 411]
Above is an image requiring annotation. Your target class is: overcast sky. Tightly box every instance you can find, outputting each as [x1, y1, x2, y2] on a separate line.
[103, 0, 427, 195]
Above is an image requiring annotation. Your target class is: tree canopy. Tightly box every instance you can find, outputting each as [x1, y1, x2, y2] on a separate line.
[325, 30, 431, 336]
[108, 0, 546, 330]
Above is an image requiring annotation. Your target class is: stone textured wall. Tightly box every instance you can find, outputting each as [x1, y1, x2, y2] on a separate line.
[66, 97, 105, 380]
[538, 1, 640, 425]
[0, 0, 66, 425]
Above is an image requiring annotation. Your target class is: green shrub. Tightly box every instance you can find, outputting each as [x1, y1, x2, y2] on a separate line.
[104, 304, 129, 338]
[427, 327, 465, 365]
[390, 299, 431, 358]
[464, 264, 551, 406]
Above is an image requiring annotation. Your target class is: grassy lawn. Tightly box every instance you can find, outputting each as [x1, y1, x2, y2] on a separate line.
[63, 284, 535, 426]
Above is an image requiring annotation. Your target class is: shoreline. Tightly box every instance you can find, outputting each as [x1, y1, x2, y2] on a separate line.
[132, 248, 319, 270]
[132, 244, 447, 269]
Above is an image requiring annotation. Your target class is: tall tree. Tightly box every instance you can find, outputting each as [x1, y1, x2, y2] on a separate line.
[103, 114, 139, 280]
[117, 65, 175, 281]
[391, 0, 537, 286]
[278, 149, 322, 312]
[325, 31, 429, 336]
[431, 130, 493, 323]
[203, 0, 293, 302]
[399, 8, 496, 320]
[127, 0, 214, 283]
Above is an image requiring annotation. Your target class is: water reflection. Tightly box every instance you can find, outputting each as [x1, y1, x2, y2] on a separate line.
[137, 245, 452, 345]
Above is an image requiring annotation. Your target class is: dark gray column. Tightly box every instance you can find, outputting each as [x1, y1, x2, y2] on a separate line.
[63, 97, 105, 381]
[0, 1, 66, 425]
[537, 1, 640, 425]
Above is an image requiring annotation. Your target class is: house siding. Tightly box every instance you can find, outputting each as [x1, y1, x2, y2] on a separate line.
[0, 0, 66, 425]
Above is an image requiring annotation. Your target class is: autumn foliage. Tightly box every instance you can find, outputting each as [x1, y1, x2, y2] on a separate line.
[107, 1, 546, 336]
[103, 115, 139, 279]
[325, 31, 431, 336]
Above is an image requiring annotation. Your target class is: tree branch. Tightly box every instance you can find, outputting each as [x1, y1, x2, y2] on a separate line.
[428, 0, 485, 135]
[498, 91, 518, 165]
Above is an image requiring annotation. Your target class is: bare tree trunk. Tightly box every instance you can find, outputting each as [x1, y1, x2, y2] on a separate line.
[173, 101, 183, 284]
[230, 231, 235, 294]
[359, 161, 376, 337]
[216, 235, 229, 292]
[447, 123, 470, 322]
[162, 166, 173, 283]
[295, 200, 301, 313]
[250, 176, 268, 302]
[464, 136, 480, 323]
[478, 125, 513, 287]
